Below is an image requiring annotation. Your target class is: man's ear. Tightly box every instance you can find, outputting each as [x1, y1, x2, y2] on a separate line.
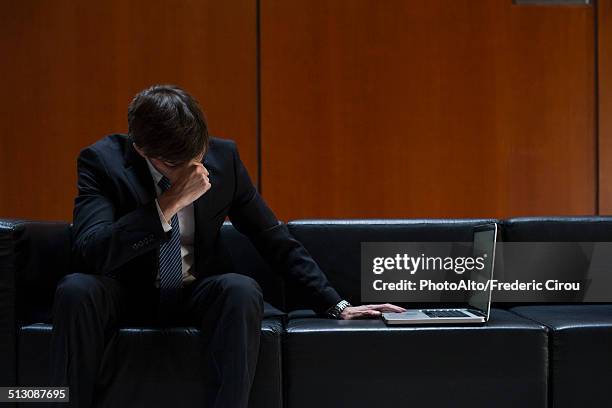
[132, 143, 147, 158]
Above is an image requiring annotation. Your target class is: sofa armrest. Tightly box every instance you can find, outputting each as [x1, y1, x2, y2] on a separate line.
[0, 219, 19, 386]
[0, 219, 72, 386]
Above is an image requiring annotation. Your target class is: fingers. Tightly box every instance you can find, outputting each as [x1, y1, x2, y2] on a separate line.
[188, 163, 210, 186]
[367, 303, 407, 313]
[186, 161, 208, 177]
[197, 163, 209, 177]
[176, 162, 210, 194]
[356, 310, 381, 319]
[387, 304, 406, 312]
[341, 304, 408, 320]
[343, 308, 382, 320]
[178, 159, 208, 176]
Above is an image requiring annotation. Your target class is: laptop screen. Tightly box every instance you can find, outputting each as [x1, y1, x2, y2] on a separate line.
[467, 224, 497, 317]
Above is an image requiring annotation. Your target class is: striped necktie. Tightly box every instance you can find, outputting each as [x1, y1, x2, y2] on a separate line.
[157, 175, 183, 317]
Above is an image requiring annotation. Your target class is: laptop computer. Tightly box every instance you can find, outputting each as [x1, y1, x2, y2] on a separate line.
[382, 223, 497, 325]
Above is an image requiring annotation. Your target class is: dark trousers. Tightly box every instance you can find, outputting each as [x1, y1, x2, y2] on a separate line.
[49, 272, 264, 408]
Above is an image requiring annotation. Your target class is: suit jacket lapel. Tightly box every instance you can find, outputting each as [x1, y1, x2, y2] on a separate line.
[122, 140, 159, 281]
[123, 140, 157, 206]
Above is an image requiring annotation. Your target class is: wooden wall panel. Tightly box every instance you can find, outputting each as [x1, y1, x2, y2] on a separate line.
[599, 0, 612, 214]
[260, 0, 595, 220]
[0, 0, 257, 221]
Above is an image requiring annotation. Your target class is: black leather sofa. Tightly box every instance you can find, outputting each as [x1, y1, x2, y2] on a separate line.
[1, 217, 611, 408]
[503, 218, 612, 408]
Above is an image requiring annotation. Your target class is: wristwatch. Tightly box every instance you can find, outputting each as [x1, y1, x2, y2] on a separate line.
[326, 300, 352, 319]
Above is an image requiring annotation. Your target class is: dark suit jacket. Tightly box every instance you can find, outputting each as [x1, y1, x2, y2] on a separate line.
[71, 133, 341, 313]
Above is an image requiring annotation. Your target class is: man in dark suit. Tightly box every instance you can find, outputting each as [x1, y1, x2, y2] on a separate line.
[50, 84, 404, 407]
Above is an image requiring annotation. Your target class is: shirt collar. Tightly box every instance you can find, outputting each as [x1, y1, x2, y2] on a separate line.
[144, 157, 164, 186]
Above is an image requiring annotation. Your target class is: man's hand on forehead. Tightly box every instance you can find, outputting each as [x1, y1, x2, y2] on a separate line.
[151, 157, 208, 181]
[156, 157, 212, 221]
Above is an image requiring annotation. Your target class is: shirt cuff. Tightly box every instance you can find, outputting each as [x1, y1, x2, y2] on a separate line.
[154, 199, 172, 232]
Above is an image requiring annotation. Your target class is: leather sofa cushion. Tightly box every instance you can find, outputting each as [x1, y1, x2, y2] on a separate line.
[511, 305, 612, 408]
[503, 217, 612, 241]
[284, 309, 548, 408]
[286, 219, 497, 310]
[17, 315, 284, 408]
[499, 218, 612, 305]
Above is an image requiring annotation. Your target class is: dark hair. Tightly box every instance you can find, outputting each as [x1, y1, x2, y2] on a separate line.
[128, 84, 208, 164]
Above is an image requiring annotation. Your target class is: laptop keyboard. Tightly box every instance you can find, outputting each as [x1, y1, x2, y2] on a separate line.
[422, 309, 471, 318]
